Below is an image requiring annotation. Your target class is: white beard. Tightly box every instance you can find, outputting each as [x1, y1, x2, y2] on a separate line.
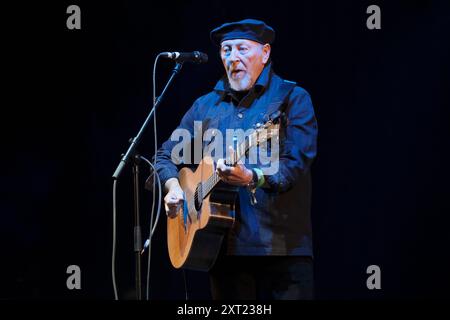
[229, 74, 252, 91]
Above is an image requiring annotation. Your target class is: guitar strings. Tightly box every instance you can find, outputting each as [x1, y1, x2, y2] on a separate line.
[198, 132, 255, 199]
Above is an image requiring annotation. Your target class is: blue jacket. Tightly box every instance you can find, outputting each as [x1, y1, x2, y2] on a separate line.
[154, 63, 318, 256]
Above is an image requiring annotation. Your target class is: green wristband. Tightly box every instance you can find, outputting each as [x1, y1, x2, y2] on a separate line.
[253, 168, 265, 188]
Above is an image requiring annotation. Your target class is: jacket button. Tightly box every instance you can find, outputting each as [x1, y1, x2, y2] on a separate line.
[237, 112, 243, 119]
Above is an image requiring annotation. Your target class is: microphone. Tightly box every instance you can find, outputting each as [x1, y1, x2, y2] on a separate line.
[160, 51, 208, 64]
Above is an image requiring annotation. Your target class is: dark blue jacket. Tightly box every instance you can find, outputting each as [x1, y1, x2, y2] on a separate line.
[154, 63, 318, 256]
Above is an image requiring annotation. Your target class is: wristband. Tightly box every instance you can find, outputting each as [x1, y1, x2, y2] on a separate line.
[253, 168, 265, 188]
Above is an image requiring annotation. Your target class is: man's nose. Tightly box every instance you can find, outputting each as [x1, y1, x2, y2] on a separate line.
[228, 48, 240, 62]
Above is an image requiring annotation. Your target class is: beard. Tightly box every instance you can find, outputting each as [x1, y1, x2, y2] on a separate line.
[228, 73, 253, 91]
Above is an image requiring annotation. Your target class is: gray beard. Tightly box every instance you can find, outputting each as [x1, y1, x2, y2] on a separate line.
[228, 75, 252, 91]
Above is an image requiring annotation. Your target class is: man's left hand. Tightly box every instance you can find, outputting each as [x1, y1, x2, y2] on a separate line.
[216, 147, 253, 186]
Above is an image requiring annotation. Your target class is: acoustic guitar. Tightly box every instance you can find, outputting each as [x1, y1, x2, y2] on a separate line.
[167, 111, 282, 271]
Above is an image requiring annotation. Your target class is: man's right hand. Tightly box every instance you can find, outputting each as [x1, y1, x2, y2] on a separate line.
[164, 178, 184, 218]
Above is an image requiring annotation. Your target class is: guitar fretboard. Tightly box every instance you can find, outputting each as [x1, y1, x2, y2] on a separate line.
[200, 125, 273, 199]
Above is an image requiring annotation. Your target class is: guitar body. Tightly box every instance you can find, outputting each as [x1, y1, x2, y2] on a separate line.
[167, 156, 237, 271]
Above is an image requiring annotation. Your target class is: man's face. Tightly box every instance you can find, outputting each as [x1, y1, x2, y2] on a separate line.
[220, 39, 271, 91]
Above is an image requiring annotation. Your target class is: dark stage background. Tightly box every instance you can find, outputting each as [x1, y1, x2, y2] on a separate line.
[2, 0, 449, 299]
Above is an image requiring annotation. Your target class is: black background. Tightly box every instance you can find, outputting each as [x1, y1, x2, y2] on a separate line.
[2, 0, 449, 300]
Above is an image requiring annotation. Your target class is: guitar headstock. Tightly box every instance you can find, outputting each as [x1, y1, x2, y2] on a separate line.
[253, 111, 282, 144]
[230, 111, 282, 164]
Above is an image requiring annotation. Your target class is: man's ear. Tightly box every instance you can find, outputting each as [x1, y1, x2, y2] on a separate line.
[262, 44, 271, 64]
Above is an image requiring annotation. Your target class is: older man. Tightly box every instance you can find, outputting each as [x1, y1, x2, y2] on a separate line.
[153, 19, 318, 300]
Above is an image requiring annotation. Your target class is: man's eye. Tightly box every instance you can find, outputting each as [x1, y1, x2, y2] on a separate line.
[240, 47, 248, 53]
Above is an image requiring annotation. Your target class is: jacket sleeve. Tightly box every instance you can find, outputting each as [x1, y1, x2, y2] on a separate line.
[263, 87, 318, 193]
[152, 99, 200, 188]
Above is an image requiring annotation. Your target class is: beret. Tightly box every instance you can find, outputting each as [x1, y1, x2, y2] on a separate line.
[210, 18, 275, 46]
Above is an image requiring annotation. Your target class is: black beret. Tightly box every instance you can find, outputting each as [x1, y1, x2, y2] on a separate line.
[210, 18, 275, 46]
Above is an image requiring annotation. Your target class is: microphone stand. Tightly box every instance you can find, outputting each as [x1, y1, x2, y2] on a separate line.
[112, 62, 183, 300]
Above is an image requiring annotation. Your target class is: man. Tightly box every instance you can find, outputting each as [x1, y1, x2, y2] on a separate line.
[153, 19, 318, 300]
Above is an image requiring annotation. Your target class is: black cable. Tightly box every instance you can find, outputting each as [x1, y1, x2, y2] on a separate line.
[112, 180, 119, 300]
[182, 269, 189, 300]
[140, 156, 162, 300]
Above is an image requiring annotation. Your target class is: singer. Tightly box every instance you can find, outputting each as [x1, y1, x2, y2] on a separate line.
[150, 18, 318, 300]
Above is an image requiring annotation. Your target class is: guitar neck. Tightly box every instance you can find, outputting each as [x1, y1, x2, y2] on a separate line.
[201, 130, 258, 197]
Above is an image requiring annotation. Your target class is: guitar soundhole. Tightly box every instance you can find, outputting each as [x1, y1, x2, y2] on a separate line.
[194, 183, 203, 211]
